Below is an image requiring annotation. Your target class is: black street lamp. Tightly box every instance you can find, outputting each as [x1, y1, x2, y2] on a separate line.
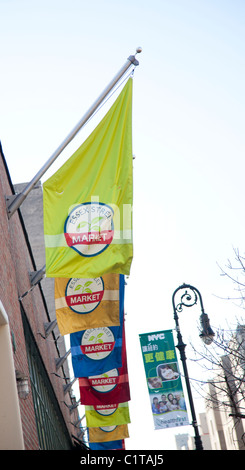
[172, 283, 215, 451]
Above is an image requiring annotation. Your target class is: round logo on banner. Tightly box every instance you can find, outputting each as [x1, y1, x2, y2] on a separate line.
[64, 202, 114, 257]
[81, 327, 115, 360]
[99, 426, 117, 432]
[94, 404, 118, 416]
[65, 277, 104, 314]
[88, 368, 119, 392]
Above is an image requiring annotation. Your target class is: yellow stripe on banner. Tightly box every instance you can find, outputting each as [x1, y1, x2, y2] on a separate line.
[55, 289, 119, 309]
[44, 230, 132, 248]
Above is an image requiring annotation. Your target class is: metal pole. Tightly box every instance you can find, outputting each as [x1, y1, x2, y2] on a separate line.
[7, 48, 141, 218]
[172, 284, 204, 450]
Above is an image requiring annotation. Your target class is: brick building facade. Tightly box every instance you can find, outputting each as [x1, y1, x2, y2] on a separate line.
[0, 143, 84, 450]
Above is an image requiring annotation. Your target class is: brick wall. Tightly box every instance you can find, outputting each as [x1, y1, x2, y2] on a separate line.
[0, 144, 80, 450]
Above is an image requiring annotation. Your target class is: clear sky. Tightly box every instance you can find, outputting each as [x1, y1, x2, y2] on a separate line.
[1, 0, 245, 450]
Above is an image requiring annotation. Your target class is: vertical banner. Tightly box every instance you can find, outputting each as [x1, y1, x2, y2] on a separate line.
[55, 273, 124, 335]
[43, 78, 133, 279]
[79, 331, 130, 406]
[70, 307, 124, 377]
[139, 329, 189, 430]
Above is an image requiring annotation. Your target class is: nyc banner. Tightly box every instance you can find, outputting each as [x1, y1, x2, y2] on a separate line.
[70, 309, 124, 377]
[88, 424, 129, 443]
[85, 402, 130, 428]
[55, 273, 124, 335]
[79, 335, 130, 406]
[139, 329, 189, 430]
[43, 78, 133, 279]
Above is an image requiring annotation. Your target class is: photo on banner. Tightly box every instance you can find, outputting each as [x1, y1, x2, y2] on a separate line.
[139, 329, 189, 430]
[55, 273, 124, 335]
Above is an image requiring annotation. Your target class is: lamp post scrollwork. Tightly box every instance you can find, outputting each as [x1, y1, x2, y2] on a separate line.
[172, 283, 215, 451]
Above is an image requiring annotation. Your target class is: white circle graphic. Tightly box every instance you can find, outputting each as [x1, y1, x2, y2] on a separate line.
[88, 368, 119, 392]
[64, 202, 114, 257]
[81, 328, 115, 360]
[65, 277, 104, 314]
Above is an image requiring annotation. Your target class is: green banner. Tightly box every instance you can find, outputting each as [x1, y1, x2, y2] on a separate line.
[139, 329, 189, 430]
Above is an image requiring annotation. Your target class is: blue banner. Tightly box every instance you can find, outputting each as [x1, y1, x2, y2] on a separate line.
[70, 308, 124, 377]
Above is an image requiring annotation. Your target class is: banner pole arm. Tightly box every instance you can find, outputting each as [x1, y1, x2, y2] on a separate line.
[7, 48, 142, 218]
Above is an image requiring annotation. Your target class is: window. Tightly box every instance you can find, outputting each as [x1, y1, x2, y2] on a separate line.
[22, 308, 72, 450]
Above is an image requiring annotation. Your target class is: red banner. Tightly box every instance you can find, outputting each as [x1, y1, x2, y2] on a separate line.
[79, 331, 130, 406]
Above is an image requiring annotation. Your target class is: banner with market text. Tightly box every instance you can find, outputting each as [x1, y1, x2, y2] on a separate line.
[88, 424, 129, 443]
[70, 309, 124, 377]
[79, 333, 130, 406]
[43, 78, 133, 279]
[139, 329, 189, 430]
[55, 274, 124, 335]
[85, 401, 130, 428]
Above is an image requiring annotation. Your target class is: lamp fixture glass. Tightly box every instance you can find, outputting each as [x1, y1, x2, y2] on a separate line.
[199, 313, 215, 345]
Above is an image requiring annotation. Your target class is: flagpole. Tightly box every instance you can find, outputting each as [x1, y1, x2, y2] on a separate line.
[7, 48, 142, 219]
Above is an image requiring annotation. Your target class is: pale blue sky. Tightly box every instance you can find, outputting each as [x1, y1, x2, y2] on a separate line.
[1, 0, 245, 450]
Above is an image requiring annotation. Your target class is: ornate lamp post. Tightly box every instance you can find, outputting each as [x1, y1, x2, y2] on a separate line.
[172, 283, 215, 450]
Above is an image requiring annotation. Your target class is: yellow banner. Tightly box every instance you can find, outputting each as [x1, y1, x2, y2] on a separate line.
[88, 424, 129, 443]
[55, 273, 123, 335]
[43, 78, 133, 278]
[85, 402, 130, 428]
